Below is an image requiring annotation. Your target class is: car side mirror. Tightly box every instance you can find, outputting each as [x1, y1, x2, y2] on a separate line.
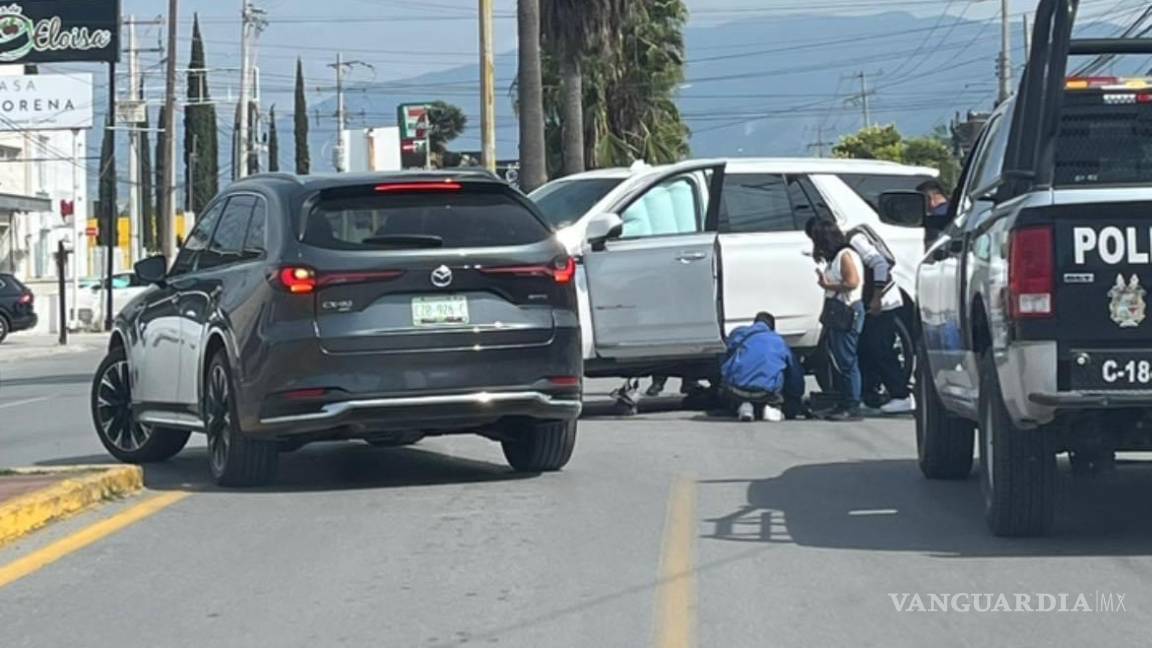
[134, 255, 168, 286]
[877, 191, 928, 227]
[585, 212, 624, 250]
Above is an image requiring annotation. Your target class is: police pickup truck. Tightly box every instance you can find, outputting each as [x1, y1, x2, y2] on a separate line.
[913, 0, 1152, 536]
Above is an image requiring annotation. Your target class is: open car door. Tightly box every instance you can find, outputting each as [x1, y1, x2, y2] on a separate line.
[583, 161, 727, 360]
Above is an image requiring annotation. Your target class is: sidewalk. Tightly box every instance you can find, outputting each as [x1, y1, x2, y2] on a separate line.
[0, 332, 108, 364]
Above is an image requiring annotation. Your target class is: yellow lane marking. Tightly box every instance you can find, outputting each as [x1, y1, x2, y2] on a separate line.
[0, 491, 189, 589]
[654, 476, 697, 648]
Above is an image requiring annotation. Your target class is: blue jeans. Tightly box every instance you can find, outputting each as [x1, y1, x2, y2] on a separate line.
[826, 301, 865, 410]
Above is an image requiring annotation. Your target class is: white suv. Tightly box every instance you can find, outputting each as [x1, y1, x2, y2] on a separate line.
[530, 158, 937, 380]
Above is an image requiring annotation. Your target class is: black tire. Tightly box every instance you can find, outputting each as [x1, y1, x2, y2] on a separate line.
[0, 313, 9, 344]
[91, 346, 190, 463]
[979, 351, 1056, 537]
[502, 419, 577, 472]
[204, 351, 278, 487]
[914, 339, 975, 479]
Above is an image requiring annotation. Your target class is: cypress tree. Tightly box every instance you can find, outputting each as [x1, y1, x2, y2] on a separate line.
[268, 105, 279, 172]
[184, 14, 218, 213]
[139, 96, 154, 252]
[155, 105, 167, 246]
[294, 58, 310, 175]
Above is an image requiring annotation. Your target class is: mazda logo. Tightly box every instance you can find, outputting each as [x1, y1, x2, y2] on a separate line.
[430, 265, 453, 288]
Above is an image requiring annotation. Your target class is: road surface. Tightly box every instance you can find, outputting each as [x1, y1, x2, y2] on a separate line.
[1, 348, 1151, 647]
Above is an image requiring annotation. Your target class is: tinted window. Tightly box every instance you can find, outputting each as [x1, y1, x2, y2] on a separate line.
[530, 178, 623, 229]
[305, 189, 550, 250]
[718, 174, 797, 233]
[788, 175, 833, 225]
[838, 173, 936, 211]
[619, 176, 702, 239]
[244, 198, 267, 256]
[1055, 91, 1152, 186]
[969, 114, 1009, 192]
[200, 195, 256, 270]
[170, 200, 224, 275]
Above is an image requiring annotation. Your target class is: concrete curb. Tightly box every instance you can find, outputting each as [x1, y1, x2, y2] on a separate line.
[0, 466, 144, 546]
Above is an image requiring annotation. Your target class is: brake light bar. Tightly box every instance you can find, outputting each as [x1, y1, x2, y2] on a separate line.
[479, 257, 576, 284]
[1008, 226, 1054, 319]
[316, 271, 404, 287]
[375, 182, 462, 193]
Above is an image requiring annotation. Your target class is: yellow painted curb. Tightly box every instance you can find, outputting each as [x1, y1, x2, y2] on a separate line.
[0, 466, 144, 546]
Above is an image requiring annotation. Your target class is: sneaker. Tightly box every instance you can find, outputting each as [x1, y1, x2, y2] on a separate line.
[879, 395, 916, 415]
[737, 402, 755, 422]
[824, 407, 863, 422]
[762, 405, 785, 422]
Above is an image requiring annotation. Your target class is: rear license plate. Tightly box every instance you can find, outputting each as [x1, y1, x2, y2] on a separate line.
[411, 295, 469, 327]
[1070, 351, 1152, 389]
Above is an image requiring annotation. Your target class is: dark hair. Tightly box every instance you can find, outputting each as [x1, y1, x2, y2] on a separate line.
[755, 312, 776, 330]
[805, 218, 849, 262]
[916, 179, 947, 196]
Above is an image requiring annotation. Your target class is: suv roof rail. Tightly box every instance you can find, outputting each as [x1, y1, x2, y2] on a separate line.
[1069, 38, 1152, 56]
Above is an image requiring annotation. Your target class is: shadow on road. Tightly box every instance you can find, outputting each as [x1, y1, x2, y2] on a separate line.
[0, 373, 93, 388]
[37, 442, 537, 494]
[580, 395, 687, 419]
[701, 458, 1152, 557]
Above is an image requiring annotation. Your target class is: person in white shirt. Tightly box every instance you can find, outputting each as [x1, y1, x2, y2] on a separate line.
[846, 227, 915, 415]
[807, 219, 865, 422]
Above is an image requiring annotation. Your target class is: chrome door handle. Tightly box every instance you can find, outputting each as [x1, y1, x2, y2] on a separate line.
[676, 252, 707, 263]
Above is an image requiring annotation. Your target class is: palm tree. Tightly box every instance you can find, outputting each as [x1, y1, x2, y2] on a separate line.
[517, 0, 547, 192]
[542, 0, 623, 176]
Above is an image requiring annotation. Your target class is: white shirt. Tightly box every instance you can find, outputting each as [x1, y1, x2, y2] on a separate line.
[823, 247, 863, 305]
[849, 231, 904, 312]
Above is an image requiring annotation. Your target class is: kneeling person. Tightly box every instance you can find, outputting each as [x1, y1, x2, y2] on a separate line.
[722, 312, 805, 422]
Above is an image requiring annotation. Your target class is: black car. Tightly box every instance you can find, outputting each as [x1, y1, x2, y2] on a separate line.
[0, 273, 37, 343]
[90, 172, 583, 486]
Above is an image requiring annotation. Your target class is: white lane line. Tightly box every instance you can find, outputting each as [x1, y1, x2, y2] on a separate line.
[0, 397, 49, 410]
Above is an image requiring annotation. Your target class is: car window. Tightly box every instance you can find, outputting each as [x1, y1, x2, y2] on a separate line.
[968, 113, 1009, 194]
[305, 188, 549, 250]
[787, 175, 834, 226]
[170, 200, 224, 275]
[838, 172, 936, 224]
[530, 178, 624, 229]
[1055, 89, 1152, 186]
[243, 197, 267, 258]
[619, 176, 701, 239]
[200, 195, 256, 270]
[718, 173, 798, 233]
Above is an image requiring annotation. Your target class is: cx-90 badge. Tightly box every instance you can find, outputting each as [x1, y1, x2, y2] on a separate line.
[430, 265, 453, 288]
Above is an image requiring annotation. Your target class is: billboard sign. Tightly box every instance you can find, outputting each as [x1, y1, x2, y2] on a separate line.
[396, 103, 430, 140]
[0, 1, 120, 64]
[0, 73, 93, 130]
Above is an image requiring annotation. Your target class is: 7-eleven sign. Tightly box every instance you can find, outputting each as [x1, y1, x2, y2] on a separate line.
[397, 103, 431, 140]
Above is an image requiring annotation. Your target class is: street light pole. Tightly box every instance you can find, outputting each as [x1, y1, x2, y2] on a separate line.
[479, 0, 496, 172]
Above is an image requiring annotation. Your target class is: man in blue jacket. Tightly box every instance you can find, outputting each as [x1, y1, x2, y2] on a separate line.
[722, 312, 806, 422]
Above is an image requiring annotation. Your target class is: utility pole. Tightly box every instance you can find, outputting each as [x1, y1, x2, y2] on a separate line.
[1022, 13, 1031, 58]
[997, 0, 1012, 105]
[127, 16, 140, 264]
[238, 1, 252, 178]
[855, 71, 872, 128]
[161, 0, 178, 260]
[479, 0, 496, 172]
[334, 52, 344, 172]
[807, 125, 834, 158]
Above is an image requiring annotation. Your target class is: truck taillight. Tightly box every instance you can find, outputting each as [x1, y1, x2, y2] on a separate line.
[1008, 226, 1054, 319]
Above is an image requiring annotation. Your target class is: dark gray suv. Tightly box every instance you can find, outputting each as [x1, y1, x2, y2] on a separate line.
[90, 172, 582, 486]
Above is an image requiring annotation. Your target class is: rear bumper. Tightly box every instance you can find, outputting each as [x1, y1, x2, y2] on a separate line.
[252, 389, 580, 438]
[1029, 391, 1152, 408]
[8, 312, 37, 332]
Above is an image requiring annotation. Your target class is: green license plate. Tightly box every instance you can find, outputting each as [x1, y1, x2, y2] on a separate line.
[411, 295, 469, 327]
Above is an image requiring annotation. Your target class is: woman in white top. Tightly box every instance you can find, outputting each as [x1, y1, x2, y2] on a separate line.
[808, 220, 865, 421]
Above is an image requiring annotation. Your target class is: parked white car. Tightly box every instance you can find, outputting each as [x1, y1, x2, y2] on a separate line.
[529, 157, 938, 380]
[76, 272, 151, 331]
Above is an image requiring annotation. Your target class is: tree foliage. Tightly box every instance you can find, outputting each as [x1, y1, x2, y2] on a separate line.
[833, 124, 960, 190]
[184, 15, 218, 214]
[294, 58, 310, 175]
[267, 105, 279, 173]
[155, 105, 167, 244]
[541, 0, 689, 173]
[426, 101, 467, 155]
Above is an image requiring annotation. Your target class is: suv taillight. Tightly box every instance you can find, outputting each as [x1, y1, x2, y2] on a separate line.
[278, 267, 317, 294]
[17, 292, 32, 305]
[1008, 226, 1054, 319]
[479, 256, 575, 284]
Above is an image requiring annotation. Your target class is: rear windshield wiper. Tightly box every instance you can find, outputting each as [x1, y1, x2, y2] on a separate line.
[359, 234, 444, 248]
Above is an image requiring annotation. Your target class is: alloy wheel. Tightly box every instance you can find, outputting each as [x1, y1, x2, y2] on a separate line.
[205, 363, 233, 475]
[94, 359, 152, 452]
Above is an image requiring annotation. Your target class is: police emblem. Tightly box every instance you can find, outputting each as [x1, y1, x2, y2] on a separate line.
[1108, 274, 1146, 328]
